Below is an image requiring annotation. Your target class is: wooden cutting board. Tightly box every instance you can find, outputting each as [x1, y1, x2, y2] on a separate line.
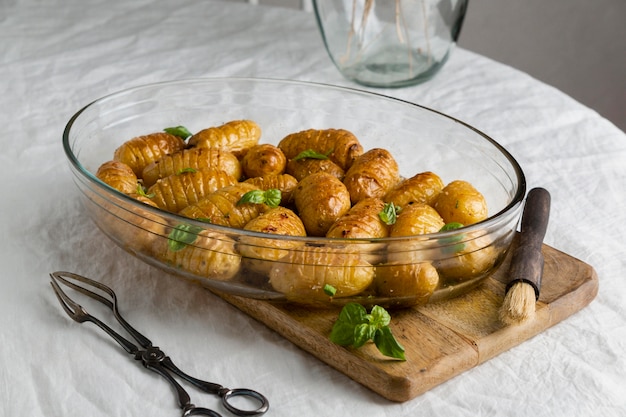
[213, 236, 598, 402]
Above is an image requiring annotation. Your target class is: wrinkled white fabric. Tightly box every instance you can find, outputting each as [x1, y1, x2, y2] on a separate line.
[1, 1, 625, 416]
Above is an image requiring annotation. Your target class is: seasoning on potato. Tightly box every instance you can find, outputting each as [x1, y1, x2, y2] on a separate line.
[268, 246, 374, 301]
[188, 119, 261, 158]
[241, 143, 287, 178]
[113, 132, 186, 177]
[286, 157, 345, 181]
[434, 180, 488, 226]
[141, 147, 242, 187]
[278, 128, 363, 171]
[384, 171, 444, 208]
[179, 182, 268, 228]
[96, 160, 138, 195]
[293, 172, 352, 237]
[343, 148, 400, 204]
[147, 168, 238, 213]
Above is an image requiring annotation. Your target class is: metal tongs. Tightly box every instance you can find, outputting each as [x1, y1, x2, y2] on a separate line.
[49, 271, 269, 417]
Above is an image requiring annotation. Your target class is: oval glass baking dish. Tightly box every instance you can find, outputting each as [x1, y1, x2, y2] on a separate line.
[63, 78, 525, 308]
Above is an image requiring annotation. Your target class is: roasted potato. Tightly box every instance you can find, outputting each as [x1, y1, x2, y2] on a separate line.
[343, 148, 400, 204]
[239, 206, 307, 274]
[434, 180, 488, 226]
[435, 236, 499, 282]
[147, 169, 238, 213]
[141, 147, 242, 187]
[389, 203, 445, 236]
[278, 128, 363, 170]
[241, 144, 286, 178]
[96, 160, 138, 194]
[285, 157, 345, 181]
[243, 173, 298, 205]
[374, 261, 439, 303]
[178, 182, 267, 228]
[384, 171, 444, 208]
[157, 227, 241, 281]
[113, 132, 186, 177]
[326, 197, 389, 239]
[268, 246, 374, 301]
[187, 120, 261, 158]
[293, 172, 352, 236]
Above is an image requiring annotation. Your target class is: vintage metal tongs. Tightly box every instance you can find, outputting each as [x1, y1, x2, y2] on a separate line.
[49, 271, 269, 417]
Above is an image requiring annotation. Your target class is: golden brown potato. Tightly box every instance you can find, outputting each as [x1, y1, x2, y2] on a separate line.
[374, 261, 439, 303]
[389, 203, 445, 236]
[384, 171, 444, 208]
[187, 120, 261, 158]
[293, 172, 352, 236]
[343, 148, 400, 204]
[268, 246, 374, 301]
[434, 180, 488, 226]
[141, 147, 242, 187]
[326, 198, 388, 239]
[156, 227, 241, 281]
[241, 144, 286, 178]
[243, 173, 298, 205]
[96, 160, 138, 194]
[179, 182, 267, 228]
[285, 157, 345, 181]
[435, 236, 499, 282]
[278, 128, 363, 171]
[239, 206, 307, 274]
[147, 169, 238, 213]
[113, 132, 186, 177]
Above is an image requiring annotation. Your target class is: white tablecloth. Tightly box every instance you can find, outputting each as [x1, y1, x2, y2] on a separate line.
[2, 1, 625, 416]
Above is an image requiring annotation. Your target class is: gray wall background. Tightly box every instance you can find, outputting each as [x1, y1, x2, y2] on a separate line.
[231, 0, 626, 132]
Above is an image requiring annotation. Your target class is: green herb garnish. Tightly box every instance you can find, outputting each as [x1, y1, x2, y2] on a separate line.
[323, 284, 337, 297]
[164, 125, 192, 140]
[177, 167, 197, 175]
[329, 303, 406, 360]
[440, 222, 464, 231]
[136, 183, 155, 198]
[293, 148, 333, 161]
[439, 222, 466, 253]
[237, 189, 282, 208]
[378, 202, 400, 225]
[167, 223, 204, 252]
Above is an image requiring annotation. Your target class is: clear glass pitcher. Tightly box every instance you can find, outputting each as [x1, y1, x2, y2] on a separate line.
[314, 0, 468, 88]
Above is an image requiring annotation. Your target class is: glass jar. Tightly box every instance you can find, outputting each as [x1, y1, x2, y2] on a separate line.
[314, 0, 468, 88]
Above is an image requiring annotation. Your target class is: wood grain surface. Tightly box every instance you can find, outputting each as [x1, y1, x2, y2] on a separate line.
[214, 235, 598, 402]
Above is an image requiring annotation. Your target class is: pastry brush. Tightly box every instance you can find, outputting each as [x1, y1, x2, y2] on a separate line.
[500, 187, 551, 325]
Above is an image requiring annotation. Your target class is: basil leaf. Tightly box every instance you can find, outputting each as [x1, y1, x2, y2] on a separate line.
[237, 189, 282, 208]
[167, 223, 204, 252]
[329, 320, 356, 346]
[353, 323, 375, 348]
[323, 284, 337, 296]
[338, 303, 367, 326]
[378, 202, 399, 225]
[440, 222, 464, 231]
[164, 125, 192, 140]
[373, 326, 406, 361]
[293, 148, 332, 161]
[369, 305, 391, 328]
[177, 167, 197, 175]
[264, 189, 282, 208]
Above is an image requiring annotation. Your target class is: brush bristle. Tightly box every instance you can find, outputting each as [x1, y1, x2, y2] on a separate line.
[500, 281, 536, 325]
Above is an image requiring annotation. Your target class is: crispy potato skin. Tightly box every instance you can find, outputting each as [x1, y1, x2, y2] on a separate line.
[241, 144, 286, 178]
[157, 229, 241, 281]
[243, 173, 298, 205]
[374, 261, 439, 303]
[293, 172, 352, 237]
[187, 120, 261, 157]
[390, 203, 445, 236]
[285, 158, 345, 181]
[434, 180, 488, 226]
[326, 197, 388, 239]
[179, 182, 267, 228]
[113, 132, 185, 177]
[268, 246, 374, 300]
[96, 160, 138, 194]
[142, 147, 242, 187]
[147, 169, 238, 213]
[384, 171, 444, 208]
[278, 128, 363, 171]
[343, 148, 400, 204]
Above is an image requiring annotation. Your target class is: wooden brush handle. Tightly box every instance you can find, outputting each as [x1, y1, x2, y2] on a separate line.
[506, 187, 552, 299]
